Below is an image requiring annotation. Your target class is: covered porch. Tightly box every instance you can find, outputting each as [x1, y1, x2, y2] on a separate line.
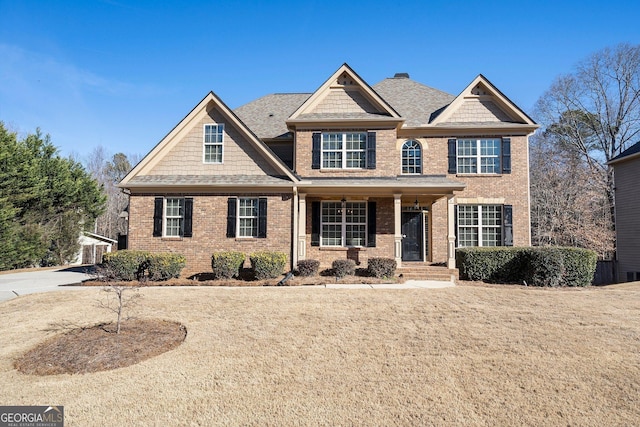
[292, 176, 465, 269]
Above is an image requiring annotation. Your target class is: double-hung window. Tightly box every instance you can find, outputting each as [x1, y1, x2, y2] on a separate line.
[321, 201, 367, 247]
[204, 124, 224, 163]
[457, 205, 503, 247]
[456, 138, 501, 174]
[164, 198, 184, 237]
[238, 198, 259, 238]
[322, 132, 367, 169]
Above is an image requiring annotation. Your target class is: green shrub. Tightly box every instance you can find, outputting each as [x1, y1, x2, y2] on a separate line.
[456, 246, 597, 287]
[332, 259, 356, 279]
[211, 251, 245, 279]
[146, 253, 186, 281]
[296, 259, 320, 277]
[524, 247, 564, 287]
[102, 250, 149, 281]
[250, 251, 287, 280]
[561, 247, 598, 287]
[367, 257, 397, 278]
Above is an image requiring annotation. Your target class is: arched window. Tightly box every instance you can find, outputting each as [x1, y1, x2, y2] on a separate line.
[402, 140, 422, 174]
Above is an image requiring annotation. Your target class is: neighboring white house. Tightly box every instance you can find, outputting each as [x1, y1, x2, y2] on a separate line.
[71, 231, 117, 265]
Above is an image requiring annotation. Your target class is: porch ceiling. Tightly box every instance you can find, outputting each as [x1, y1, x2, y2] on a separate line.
[297, 175, 465, 196]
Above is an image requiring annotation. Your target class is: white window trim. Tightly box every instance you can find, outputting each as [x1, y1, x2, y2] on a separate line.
[457, 138, 501, 175]
[457, 204, 503, 247]
[203, 123, 224, 164]
[163, 197, 184, 238]
[320, 200, 368, 247]
[401, 139, 422, 175]
[236, 197, 259, 238]
[321, 132, 367, 169]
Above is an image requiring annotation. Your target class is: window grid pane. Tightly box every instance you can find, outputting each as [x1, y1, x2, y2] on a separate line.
[165, 198, 184, 237]
[457, 205, 503, 247]
[322, 132, 366, 169]
[238, 198, 258, 237]
[204, 124, 224, 163]
[321, 201, 367, 246]
[457, 139, 501, 174]
[402, 140, 422, 174]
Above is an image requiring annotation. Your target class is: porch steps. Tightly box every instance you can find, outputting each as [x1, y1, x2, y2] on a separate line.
[397, 265, 458, 282]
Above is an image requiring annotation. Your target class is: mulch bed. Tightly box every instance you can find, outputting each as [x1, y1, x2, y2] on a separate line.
[14, 319, 187, 375]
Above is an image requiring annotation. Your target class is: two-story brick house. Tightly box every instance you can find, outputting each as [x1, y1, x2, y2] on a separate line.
[119, 64, 538, 277]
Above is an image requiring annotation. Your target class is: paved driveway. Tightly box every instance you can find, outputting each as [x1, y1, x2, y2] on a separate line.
[0, 267, 93, 302]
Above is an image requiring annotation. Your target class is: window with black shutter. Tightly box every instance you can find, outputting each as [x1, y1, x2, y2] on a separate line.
[366, 132, 376, 169]
[226, 197, 237, 238]
[502, 137, 511, 174]
[367, 201, 376, 247]
[153, 197, 163, 237]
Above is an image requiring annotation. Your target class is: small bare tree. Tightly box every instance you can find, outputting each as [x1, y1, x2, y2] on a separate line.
[97, 285, 141, 334]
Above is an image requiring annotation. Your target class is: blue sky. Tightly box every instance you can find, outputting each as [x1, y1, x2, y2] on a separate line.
[1, 0, 639, 161]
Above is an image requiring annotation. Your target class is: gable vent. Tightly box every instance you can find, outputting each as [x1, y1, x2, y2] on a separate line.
[394, 73, 410, 78]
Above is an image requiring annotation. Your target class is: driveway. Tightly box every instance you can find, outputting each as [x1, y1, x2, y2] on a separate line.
[0, 266, 94, 302]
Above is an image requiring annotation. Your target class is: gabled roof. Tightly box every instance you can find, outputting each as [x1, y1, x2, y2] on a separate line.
[119, 91, 298, 188]
[608, 141, 640, 165]
[287, 63, 402, 124]
[373, 76, 455, 127]
[235, 93, 311, 140]
[430, 74, 537, 128]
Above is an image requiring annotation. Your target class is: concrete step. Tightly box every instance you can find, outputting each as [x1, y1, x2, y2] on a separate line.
[397, 265, 458, 282]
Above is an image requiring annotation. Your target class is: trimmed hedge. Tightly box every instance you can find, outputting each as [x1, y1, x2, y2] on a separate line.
[212, 251, 245, 279]
[250, 251, 287, 280]
[367, 257, 397, 278]
[296, 259, 320, 277]
[456, 246, 597, 287]
[102, 251, 186, 281]
[332, 259, 356, 279]
[146, 253, 186, 281]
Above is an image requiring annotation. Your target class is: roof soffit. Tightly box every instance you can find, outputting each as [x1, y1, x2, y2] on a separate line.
[287, 64, 401, 123]
[430, 75, 537, 127]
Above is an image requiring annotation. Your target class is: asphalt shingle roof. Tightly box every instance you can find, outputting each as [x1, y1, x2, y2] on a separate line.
[234, 93, 310, 140]
[127, 174, 293, 187]
[610, 141, 640, 163]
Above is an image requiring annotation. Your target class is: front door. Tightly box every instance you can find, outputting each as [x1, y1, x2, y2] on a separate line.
[401, 211, 423, 261]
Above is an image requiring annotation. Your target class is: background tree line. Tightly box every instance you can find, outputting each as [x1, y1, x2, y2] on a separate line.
[530, 43, 640, 260]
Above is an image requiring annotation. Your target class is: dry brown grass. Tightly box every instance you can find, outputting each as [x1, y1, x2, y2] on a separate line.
[1, 283, 639, 426]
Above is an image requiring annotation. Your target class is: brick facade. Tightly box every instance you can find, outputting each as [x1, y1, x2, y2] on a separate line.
[128, 193, 292, 276]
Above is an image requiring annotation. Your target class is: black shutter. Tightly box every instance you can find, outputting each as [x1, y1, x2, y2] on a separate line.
[366, 131, 376, 169]
[312, 132, 321, 169]
[454, 205, 458, 248]
[183, 198, 193, 238]
[311, 201, 320, 246]
[502, 137, 511, 174]
[503, 205, 513, 246]
[448, 139, 457, 174]
[226, 198, 237, 238]
[367, 201, 376, 247]
[258, 198, 267, 238]
[153, 197, 163, 237]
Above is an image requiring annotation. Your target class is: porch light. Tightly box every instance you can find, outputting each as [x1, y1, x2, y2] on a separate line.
[414, 199, 420, 210]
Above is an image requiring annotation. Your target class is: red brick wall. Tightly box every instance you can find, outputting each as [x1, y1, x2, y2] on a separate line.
[128, 193, 293, 276]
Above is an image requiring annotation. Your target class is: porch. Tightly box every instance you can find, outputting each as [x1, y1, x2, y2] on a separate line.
[293, 176, 465, 270]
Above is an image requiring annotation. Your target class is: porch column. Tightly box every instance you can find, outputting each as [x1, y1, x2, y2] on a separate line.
[297, 193, 306, 261]
[394, 193, 402, 267]
[447, 195, 456, 269]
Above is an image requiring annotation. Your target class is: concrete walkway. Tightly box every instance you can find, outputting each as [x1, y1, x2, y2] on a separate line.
[324, 280, 455, 289]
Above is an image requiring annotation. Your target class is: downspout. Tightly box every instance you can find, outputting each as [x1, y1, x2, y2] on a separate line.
[292, 186, 298, 270]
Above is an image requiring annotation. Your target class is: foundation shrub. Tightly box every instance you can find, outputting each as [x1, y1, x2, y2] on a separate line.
[296, 259, 320, 277]
[367, 257, 397, 279]
[457, 247, 597, 287]
[211, 251, 245, 279]
[332, 259, 356, 279]
[525, 247, 565, 287]
[146, 253, 186, 281]
[102, 250, 150, 281]
[250, 251, 287, 280]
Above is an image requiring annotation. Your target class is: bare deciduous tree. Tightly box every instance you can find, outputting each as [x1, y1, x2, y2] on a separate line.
[97, 285, 141, 334]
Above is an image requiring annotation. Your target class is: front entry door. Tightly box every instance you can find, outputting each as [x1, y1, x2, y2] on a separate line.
[401, 211, 423, 261]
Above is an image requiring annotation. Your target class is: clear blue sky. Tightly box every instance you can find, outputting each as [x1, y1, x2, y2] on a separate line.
[1, 0, 639, 161]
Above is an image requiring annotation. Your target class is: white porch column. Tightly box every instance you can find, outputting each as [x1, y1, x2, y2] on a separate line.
[447, 195, 456, 269]
[297, 193, 307, 261]
[394, 193, 402, 267]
